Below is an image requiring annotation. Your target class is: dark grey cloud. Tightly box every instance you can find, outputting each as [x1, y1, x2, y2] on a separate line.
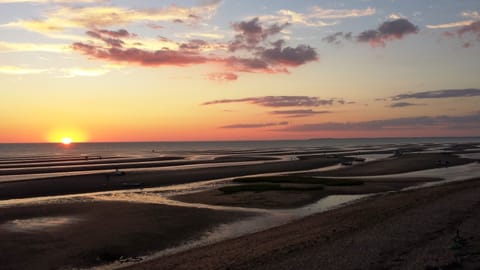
[202, 96, 342, 107]
[261, 43, 318, 66]
[282, 112, 480, 132]
[388, 102, 424, 108]
[224, 18, 317, 73]
[392, 88, 480, 100]
[179, 39, 209, 51]
[270, 109, 331, 118]
[229, 17, 289, 51]
[96, 29, 134, 38]
[357, 18, 419, 47]
[86, 29, 127, 48]
[221, 121, 288, 129]
[226, 56, 271, 72]
[322, 32, 352, 45]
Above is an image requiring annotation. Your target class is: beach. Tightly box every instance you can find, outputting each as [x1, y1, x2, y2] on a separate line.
[0, 140, 479, 269]
[128, 178, 480, 270]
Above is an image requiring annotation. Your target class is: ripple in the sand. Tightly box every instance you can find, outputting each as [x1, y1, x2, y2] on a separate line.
[1, 216, 80, 232]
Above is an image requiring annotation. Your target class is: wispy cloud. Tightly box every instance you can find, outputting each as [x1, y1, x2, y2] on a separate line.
[221, 121, 288, 129]
[388, 102, 424, 108]
[0, 65, 48, 75]
[270, 109, 331, 118]
[322, 32, 352, 46]
[392, 88, 480, 100]
[4, 2, 221, 33]
[0, 41, 68, 53]
[426, 20, 475, 29]
[283, 112, 480, 132]
[257, 6, 375, 27]
[207, 72, 238, 81]
[60, 67, 110, 77]
[309, 6, 376, 19]
[357, 18, 419, 47]
[461, 11, 480, 19]
[202, 96, 344, 107]
[433, 20, 480, 48]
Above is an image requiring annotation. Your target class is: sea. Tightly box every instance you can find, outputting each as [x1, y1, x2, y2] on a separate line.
[1, 137, 480, 158]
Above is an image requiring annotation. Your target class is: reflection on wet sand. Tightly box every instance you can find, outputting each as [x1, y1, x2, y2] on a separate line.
[1, 216, 80, 233]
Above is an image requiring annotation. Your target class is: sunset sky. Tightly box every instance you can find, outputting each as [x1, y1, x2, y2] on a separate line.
[1, 0, 479, 142]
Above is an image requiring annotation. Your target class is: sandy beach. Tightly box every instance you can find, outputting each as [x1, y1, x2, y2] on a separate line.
[127, 178, 480, 270]
[0, 200, 255, 269]
[0, 142, 479, 270]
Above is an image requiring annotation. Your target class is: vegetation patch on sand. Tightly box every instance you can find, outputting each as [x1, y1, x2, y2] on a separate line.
[233, 175, 364, 186]
[219, 183, 324, 194]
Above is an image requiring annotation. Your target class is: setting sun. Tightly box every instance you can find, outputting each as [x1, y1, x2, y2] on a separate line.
[61, 137, 72, 145]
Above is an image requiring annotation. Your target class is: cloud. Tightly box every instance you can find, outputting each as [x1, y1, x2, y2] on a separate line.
[0, 65, 47, 75]
[256, 7, 375, 27]
[455, 20, 480, 37]
[4, 2, 221, 34]
[60, 67, 110, 77]
[179, 39, 210, 51]
[309, 6, 376, 19]
[388, 102, 423, 108]
[72, 42, 210, 66]
[260, 43, 318, 66]
[461, 11, 480, 20]
[438, 20, 480, 47]
[222, 19, 318, 73]
[228, 17, 289, 51]
[207, 72, 238, 81]
[86, 28, 136, 48]
[220, 121, 288, 129]
[357, 18, 419, 47]
[64, 13, 316, 79]
[203, 96, 343, 107]
[283, 112, 480, 132]
[0, 41, 68, 53]
[322, 32, 352, 45]
[270, 109, 331, 118]
[387, 13, 403, 20]
[426, 20, 475, 29]
[392, 88, 480, 100]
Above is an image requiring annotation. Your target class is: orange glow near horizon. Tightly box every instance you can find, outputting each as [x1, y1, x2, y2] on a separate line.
[61, 137, 72, 145]
[47, 128, 88, 143]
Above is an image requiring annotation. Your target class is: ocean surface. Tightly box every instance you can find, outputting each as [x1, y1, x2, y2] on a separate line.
[1, 137, 480, 158]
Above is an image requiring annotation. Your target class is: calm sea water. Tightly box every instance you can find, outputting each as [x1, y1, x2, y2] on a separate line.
[1, 137, 479, 158]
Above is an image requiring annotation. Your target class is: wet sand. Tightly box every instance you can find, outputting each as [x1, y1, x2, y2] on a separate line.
[0, 156, 277, 176]
[173, 176, 441, 209]
[0, 156, 344, 200]
[0, 149, 478, 270]
[0, 200, 254, 270]
[126, 178, 480, 270]
[314, 153, 471, 176]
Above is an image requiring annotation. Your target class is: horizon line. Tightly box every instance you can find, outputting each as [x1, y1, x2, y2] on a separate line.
[1, 135, 480, 144]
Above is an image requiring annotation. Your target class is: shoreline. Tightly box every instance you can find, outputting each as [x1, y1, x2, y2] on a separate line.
[0, 148, 479, 270]
[125, 178, 480, 270]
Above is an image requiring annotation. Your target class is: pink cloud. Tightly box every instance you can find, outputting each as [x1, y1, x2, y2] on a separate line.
[207, 72, 238, 81]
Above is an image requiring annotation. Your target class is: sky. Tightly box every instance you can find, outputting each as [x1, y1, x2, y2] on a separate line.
[0, 0, 479, 143]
